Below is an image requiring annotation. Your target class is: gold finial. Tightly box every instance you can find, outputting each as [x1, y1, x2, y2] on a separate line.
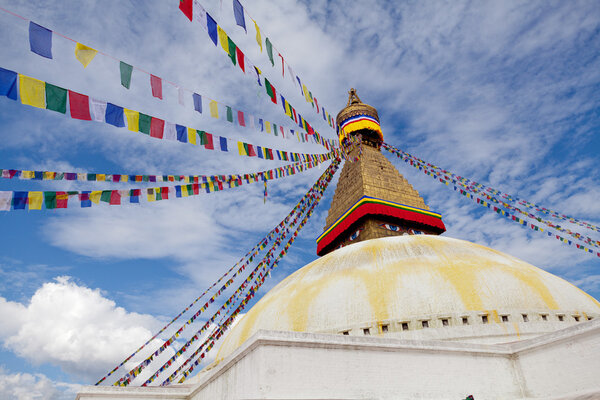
[347, 88, 362, 106]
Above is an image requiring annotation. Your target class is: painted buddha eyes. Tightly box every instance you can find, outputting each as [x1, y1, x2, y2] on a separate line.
[381, 223, 400, 232]
[349, 229, 362, 241]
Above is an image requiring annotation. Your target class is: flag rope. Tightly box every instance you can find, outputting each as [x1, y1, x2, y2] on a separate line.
[0, 6, 335, 151]
[382, 143, 600, 257]
[0, 66, 335, 164]
[111, 159, 340, 386]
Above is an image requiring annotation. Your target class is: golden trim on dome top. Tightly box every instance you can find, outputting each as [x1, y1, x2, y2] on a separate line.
[336, 88, 380, 126]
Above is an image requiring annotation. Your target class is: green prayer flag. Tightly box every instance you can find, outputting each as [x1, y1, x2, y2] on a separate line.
[226, 106, 233, 122]
[87, 173, 96, 181]
[120, 61, 133, 89]
[100, 190, 111, 203]
[45, 83, 67, 114]
[44, 191, 56, 209]
[227, 37, 237, 66]
[139, 113, 151, 134]
[265, 37, 274, 66]
[198, 130, 207, 145]
[273, 124, 278, 136]
[265, 78, 275, 101]
[186, 184, 193, 195]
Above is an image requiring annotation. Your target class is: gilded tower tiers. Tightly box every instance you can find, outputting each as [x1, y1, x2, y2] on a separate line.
[316, 89, 446, 256]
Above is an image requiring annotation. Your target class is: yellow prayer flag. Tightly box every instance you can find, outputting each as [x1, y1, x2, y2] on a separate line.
[124, 109, 139, 132]
[187, 127, 197, 145]
[75, 43, 98, 67]
[121, 175, 128, 182]
[22, 171, 35, 179]
[181, 186, 189, 197]
[43, 171, 55, 180]
[96, 174, 106, 182]
[265, 121, 271, 133]
[28, 192, 43, 210]
[237, 141, 247, 156]
[254, 20, 262, 52]
[19, 75, 46, 109]
[217, 26, 230, 55]
[302, 84, 310, 103]
[285, 101, 292, 117]
[209, 100, 219, 118]
[147, 189, 155, 202]
[90, 191, 102, 204]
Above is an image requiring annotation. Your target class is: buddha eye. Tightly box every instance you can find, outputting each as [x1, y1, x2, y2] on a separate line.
[380, 223, 400, 232]
[408, 228, 424, 235]
[349, 229, 362, 241]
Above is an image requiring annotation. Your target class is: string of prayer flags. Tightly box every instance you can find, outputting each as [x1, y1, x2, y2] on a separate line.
[29, 22, 52, 59]
[111, 161, 340, 386]
[382, 143, 600, 256]
[0, 67, 336, 163]
[74, 42, 98, 67]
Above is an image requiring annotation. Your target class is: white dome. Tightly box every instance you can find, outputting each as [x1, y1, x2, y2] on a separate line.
[216, 235, 600, 361]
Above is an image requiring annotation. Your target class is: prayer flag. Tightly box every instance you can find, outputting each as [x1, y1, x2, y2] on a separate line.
[193, 93, 202, 113]
[236, 47, 245, 72]
[265, 121, 271, 133]
[100, 190, 112, 203]
[74, 43, 98, 67]
[120, 62, 133, 89]
[27, 191, 42, 210]
[176, 124, 187, 142]
[20, 75, 46, 108]
[248, 144, 257, 157]
[80, 191, 91, 207]
[264, 78, 277, 103]
[237, 110, 246, 126]
[226, 106, 233, 122]
[138, 113, 151, 134]
[44, 191, 57, 209]
[204, 132, 214, 149]
[179, 0, 193, 21]
[220, 136, 228, 151]
[105, 103, 125, 127]
[110, 190, 121, 205]
[233, 0, 246, 31]
[0, 68, 18, 100]
[165, 122, 177, 140]
[12, 192, 28, 210]
[254, 21, 262, 51]
[209, 100, 219, 118]
[45, 83, 67, 114]
[150, 75, 163, 99]
[90, 98, 107, 121]
[257, 146, 264, 159]
[194, 1, 207, 30]
[150, 117, 164, 139]
[238, 141, 247, 156]
[29, 22, 52, 59]
[225, 36, 237, 65]
[0, 192, 11, 211]
[217, 26, 229, 53]
[207, 13, 218, 46]
[188, 127, 197, 144]
[68, 90, 91, 120]
[265, 37, 274, 66]
[90, 191, 102, 204]
[124, 109, 139, 131]
[177, 87, 185, 105]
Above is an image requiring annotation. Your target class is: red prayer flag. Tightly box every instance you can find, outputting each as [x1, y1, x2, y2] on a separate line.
[192, 183, 199, 195]
[237, 110, 246, 127]
[267, 148, 274, 160]
[150, 117, 164, 139]
[204, 132, 214, 150]
[248, 144, 257, 157]
[161, 187, 169, 199]
[109, 190, 121, 205]
[314, 97, 319, 113]
[112, 174, 121, 182]
[236, 47, 245, 72]
[68, 90, 91, 120]
[292, 107, 297, 123]
[179, 0, 193, 21]
[56, 191, 68, 208]
[150, 75, 163, 99]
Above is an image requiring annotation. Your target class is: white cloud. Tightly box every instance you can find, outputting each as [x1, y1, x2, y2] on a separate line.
[0, 367, 80, 400]
[0, 277, 161, 380]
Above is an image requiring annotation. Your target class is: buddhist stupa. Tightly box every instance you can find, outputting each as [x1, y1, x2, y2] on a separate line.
[77, 90, 600, 400]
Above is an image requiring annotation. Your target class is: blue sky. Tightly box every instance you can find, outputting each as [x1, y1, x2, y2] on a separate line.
[0, 0, 599, 398]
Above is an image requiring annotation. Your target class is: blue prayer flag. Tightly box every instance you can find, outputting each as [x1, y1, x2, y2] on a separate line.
[12, 192, 28, 210]
[29, 22, 52, 59]
[193, 93, 202, 113]
[175, 186, 182, 198]
[176, 124, 187, 142]
[34, 171, 43, 180]
[233, 0, 246, 32]
[207, 13, 218, 46]
[0, 67, 18, 100]
[257, 146, 264, 159]
[105, 103, 125, 127]
[259, 118, 264, 131]
[81, 191, 92, 208]
[220, 136, 228, 151]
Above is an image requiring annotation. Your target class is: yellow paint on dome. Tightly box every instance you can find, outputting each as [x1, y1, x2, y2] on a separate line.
[216, 236, 600, 360]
